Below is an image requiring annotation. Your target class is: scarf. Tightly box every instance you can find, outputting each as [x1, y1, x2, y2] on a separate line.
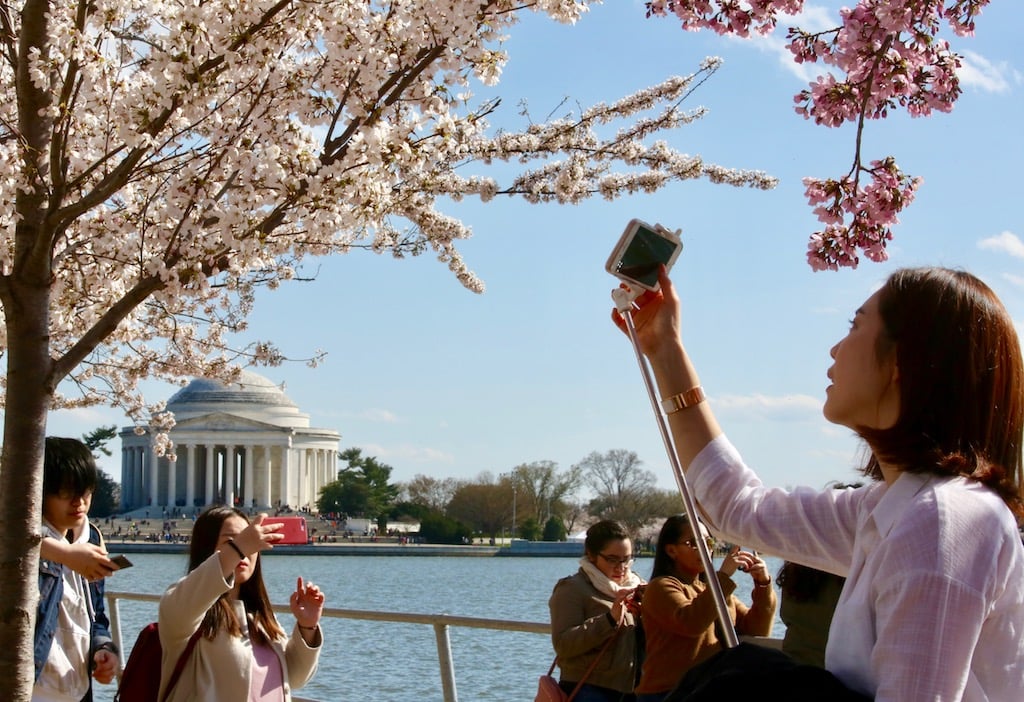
[578, 556, 644, 599]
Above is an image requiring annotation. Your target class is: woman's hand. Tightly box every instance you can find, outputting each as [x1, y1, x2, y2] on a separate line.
[291, 576, 325, 642]
[232, 513, 284, 556]
[609, 588, 636, 626]
[719, 547, 771, 586]
[611, 266, 682, 361]
[738, 551, 772, 587]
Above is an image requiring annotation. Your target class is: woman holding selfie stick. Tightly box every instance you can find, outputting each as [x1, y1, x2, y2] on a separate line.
[613, 266, 1024, 701]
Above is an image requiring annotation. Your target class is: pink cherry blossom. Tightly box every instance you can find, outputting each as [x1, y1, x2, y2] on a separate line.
[647, 0, 989, 269]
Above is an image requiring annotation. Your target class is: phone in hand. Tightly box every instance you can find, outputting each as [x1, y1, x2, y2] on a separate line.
[110, 554, 133, 570]
[262, 516, 309, 545]
[605, 219, 682, 291]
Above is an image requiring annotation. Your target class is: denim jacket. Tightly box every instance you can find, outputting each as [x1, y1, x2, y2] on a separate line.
[34, 522, 116, 700]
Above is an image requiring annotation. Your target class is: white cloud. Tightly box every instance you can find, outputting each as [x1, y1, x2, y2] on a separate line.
[358, 443, 454, 464]
[1001, 273, 1024, 288]
[336, 408, 399, 423]
[978, 231, 1024, 258]
[958, 50, 1023, 94]
[713, 392, 822, 420]
[738, 4, 838, 83]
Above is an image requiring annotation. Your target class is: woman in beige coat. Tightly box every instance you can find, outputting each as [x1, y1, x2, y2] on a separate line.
[158, 506, 324, 701]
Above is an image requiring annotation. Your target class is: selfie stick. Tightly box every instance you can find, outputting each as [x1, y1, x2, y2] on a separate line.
[612, 287, 740, 649]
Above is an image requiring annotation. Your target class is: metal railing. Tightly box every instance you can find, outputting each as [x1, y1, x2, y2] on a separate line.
[106, 590, 550, 702]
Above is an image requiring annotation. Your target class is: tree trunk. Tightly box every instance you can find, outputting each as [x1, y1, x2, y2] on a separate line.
[0, 270, 53, 701]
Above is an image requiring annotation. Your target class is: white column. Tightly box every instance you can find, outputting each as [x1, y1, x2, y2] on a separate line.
[243, 444, 255, 508]
[225, 445, 236, 508]
[120, 446, 129, 511]
[205, 445, 216, 507]
[301, 449, 310, 508]
[280, 440, 292, 508]
[136, 446, 145, 507]
[308, 449, 318, 508]
[128, 447, 136, 508]
[148, 441, 159, 508]
[260, 445, 272, 508]
[186, 444, 197, 509]
[167, 453, 177, 508]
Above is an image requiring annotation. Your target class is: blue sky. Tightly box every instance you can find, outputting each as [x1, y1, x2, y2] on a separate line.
[41, 1, 1024, 497]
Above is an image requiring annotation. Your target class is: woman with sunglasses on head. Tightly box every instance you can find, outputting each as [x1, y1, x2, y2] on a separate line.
[614, 266, 1024, 701]
[548, 519, 645, 702]
[634, 514, 775, 702]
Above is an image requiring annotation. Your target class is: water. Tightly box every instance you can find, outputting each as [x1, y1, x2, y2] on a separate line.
[93, 553, 786, 701]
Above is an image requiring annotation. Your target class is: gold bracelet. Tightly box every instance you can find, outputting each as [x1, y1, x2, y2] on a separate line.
[661, 386, 706, 414]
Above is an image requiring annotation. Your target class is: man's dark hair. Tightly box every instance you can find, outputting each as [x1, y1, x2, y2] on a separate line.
[43, 437, 98, 498]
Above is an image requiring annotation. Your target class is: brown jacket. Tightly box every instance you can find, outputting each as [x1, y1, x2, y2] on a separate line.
[548, 569, 638, 694]
[635, 572, 776, 694]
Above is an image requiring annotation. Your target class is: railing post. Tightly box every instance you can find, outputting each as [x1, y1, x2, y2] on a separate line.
[433, 621, 458, 702]
[108, 594, 125, 666]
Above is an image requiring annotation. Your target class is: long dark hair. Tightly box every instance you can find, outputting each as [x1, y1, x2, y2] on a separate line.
[650, 514, 695, 580]
[858, 268, 1024, 519]
[188, 506, 284, 644]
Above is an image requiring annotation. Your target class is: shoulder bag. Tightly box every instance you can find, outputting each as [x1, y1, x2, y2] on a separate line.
[536, 631, 619, 702]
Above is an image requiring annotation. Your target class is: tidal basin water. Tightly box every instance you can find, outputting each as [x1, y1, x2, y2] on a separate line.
[92, 552, 785, 702]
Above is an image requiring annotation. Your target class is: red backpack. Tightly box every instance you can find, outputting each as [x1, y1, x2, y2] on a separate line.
[114, 623, 201, 702]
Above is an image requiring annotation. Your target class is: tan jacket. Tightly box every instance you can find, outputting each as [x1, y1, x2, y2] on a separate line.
[636, 572, 776, 694]
[548, 570, 638, 694]
[157, 553, 322, 701]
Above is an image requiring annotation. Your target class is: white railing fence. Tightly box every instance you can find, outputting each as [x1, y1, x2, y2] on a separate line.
[106, 591, 550, 702]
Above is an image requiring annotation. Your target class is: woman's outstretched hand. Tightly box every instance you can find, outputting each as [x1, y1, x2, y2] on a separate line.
[611, 266, 682, 360]
[233, 513, 285, 556]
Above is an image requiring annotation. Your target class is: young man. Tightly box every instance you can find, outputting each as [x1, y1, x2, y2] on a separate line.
[34, 437, 120, 702]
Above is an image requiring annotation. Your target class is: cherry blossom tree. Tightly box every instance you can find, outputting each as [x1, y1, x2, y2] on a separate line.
[0, 0, 777, 694]
[647, 0, 991, 270]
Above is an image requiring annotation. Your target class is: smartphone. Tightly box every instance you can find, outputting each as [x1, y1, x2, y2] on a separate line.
[605, 219, 682, 291]
[110, 554, 133, 570]
[262, 516, 309, 545]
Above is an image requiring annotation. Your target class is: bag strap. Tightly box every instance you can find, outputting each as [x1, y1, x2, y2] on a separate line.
[549, 628, 620, 702]
[159, 629, 203, 702]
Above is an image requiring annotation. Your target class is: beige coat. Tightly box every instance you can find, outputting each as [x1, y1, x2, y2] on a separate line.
[157, 553, 322, 701]
[548, 570, 638, 694]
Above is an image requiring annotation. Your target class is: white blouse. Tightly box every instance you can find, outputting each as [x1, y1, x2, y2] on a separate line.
[689, 435, 1024, 701]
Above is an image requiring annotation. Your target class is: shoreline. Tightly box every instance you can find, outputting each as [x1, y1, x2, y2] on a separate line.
[111, 541, 587, 557]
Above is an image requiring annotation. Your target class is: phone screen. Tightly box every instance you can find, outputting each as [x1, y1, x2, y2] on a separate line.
[612, 223, 680, 289]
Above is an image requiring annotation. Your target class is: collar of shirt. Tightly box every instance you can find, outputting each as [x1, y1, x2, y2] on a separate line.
[868, 471, 934, 539]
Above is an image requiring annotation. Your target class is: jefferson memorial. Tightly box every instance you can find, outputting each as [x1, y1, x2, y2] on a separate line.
[119, 371, 340, 512]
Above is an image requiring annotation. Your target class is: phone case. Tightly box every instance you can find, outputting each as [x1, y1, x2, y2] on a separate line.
[263, 516, 309, 545]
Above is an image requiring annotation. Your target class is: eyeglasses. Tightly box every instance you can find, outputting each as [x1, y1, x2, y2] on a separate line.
[597, 553, 634, 567]
[681, 536, 716, 550]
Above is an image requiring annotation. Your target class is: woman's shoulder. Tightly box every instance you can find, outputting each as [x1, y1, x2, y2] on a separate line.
[552, 570, 588, 591]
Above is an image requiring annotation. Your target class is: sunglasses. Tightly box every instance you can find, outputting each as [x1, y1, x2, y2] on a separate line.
[681, 536, 716, 550]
